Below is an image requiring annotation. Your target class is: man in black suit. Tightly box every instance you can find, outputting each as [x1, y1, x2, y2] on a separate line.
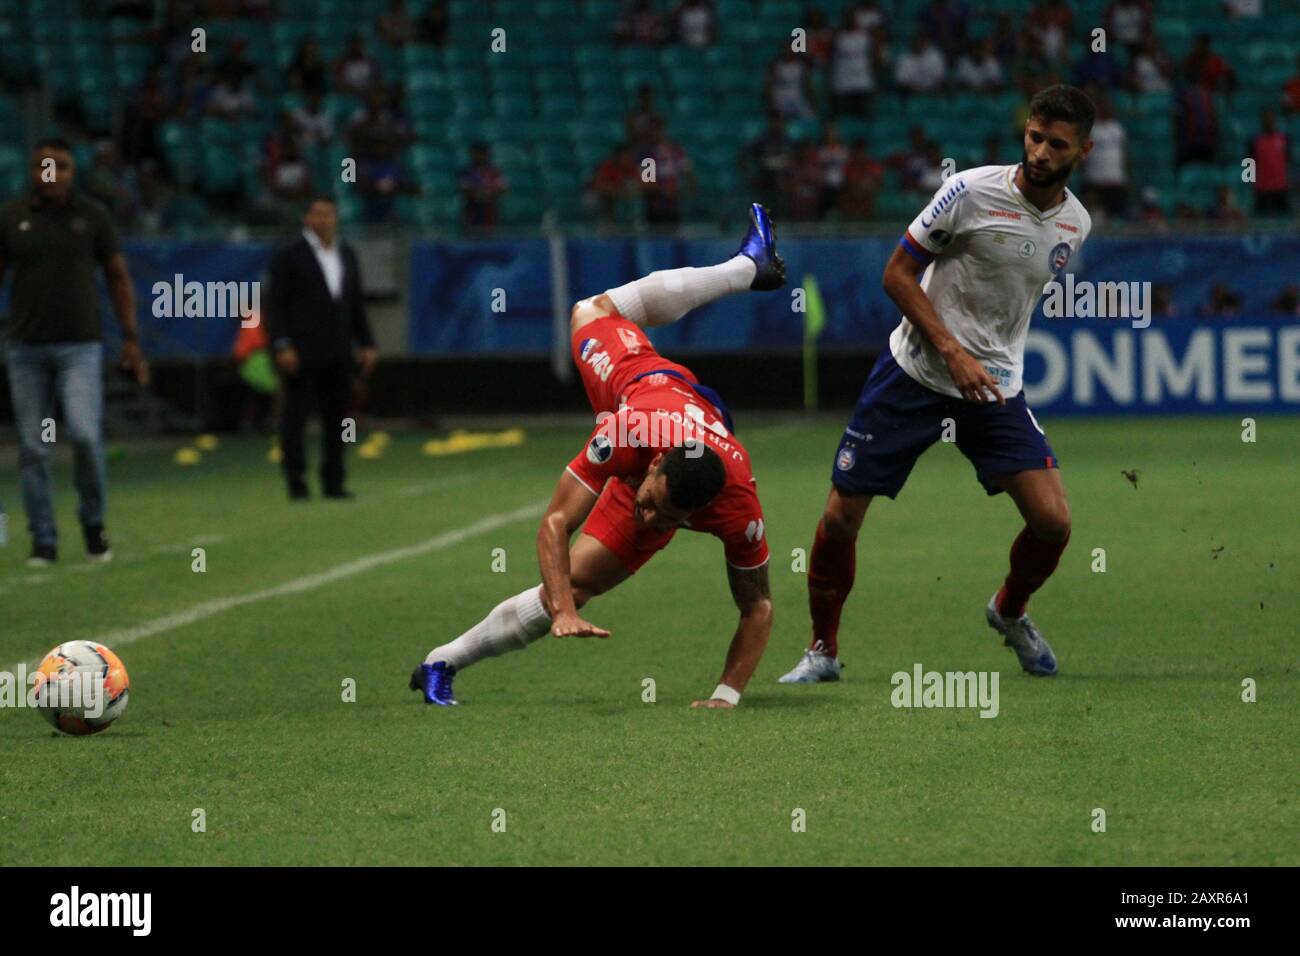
[264, 195, 376, 500]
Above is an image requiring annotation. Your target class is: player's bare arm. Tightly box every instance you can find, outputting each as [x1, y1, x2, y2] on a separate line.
[537, 469, 610, 639]
[105, 252, 148, 386]
[691, 561, 773, 709]
[881, 245, 1003, 405]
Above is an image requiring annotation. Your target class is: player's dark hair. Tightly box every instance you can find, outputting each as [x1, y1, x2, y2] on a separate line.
[658, 443, 725, 511]
[305, 193, 337, 211]
[1027, 85, 1096, 140]
[34, 137, 73, 153]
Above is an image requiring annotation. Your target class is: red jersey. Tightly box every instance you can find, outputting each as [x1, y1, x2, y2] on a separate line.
[565, 375, 769, 570]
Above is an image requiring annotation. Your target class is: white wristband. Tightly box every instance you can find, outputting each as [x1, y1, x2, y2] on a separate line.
[711, 683, 741, 705]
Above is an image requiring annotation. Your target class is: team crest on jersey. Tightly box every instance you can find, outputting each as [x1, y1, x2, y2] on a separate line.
[836, 446, 856, 471]
[1018, 240, 1036, 259]
[1049, 241, 1072, 274]
[930, 228, 952, 249]
[587, 434, 613, 464]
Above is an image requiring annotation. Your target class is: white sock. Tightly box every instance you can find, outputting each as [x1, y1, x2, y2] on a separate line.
[425, 585, 552, 671]
[605, 255, 757, 328]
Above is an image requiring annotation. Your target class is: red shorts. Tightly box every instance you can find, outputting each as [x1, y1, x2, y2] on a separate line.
[571, 313, 697, 415]
[581, 476, 676, 573]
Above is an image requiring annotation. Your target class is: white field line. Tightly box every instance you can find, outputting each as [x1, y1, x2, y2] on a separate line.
[1, 501, 544, 672]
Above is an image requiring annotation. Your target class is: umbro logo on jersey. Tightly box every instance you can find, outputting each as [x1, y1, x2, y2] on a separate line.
[744, 519, 765, 543]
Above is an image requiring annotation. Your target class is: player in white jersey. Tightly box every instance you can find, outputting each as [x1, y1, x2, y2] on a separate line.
[779, 85, 1096, 683]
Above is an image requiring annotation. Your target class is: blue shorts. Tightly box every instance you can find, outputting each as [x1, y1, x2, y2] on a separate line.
[831, 351, 1058, 499]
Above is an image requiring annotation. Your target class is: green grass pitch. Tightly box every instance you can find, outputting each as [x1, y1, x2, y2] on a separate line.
[1, 414, 1295, 865]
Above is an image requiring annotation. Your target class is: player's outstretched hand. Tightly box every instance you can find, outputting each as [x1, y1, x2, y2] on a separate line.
[690, 698, 736, 709]
[944, 348, 1005, 405]
[551, 611, 611, 639]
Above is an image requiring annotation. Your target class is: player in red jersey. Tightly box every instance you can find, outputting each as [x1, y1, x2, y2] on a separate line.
[411, 205, 786, 708]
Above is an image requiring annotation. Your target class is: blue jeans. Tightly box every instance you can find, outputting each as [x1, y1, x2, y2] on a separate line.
[5, 341, 107, 548]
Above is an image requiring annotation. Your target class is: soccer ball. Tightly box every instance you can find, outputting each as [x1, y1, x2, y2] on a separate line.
[33, 641, 131, 735]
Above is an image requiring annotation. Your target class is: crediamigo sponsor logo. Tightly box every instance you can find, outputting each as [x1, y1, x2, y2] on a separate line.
[1042, 272, 1152, 329]
[594, 403, 736, 461]
[50, 886, 151, 936]
[152, 273, 260, 325]
[890, 663, 999, 718]
[0, 664, 105, 718]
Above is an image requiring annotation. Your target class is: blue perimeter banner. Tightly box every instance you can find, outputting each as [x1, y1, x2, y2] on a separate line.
[1024, 318, 1300, 415]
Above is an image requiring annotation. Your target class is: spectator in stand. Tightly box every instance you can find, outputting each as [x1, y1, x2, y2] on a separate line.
[216, 35, 259, 91]
[919, 141, 947, 193]
[852, 0, 888, 32]
[1151, 284, 1177, 317]
[980, 133, 1006, 166]
[953, 37, 1004, 91]
[590, 143, 639, 226]
[1222, 0, 1262, 20]
[263, 136, 316, 222]
[123, 66, 168, 165]
[1026, 0, 1072, 65]
[359, 140, 418, 224]
[173, 53, 214, 120]
[829, 8, 877, 117]
[457, 142, 507, 230]
[1183, 34, 1236, 95]
[416, 0, 450, 47]
[1247, 110, 1292, 215]
[787, 142, 824, 222]
[895, 126, 934, 193]
[1130, 35, 1173, 93]
[625, 84, 666, 154]
[1206, 184, 1247, 222]
[85, 141, 138, 225]
[642, 120, 694, 224]
[1138, 186, 1168, 229]
[817, 121, 850, 218]
[839, 138, 884, 220]
[377, 0, 416, 48]
[1074, 44, 1125, 91]
[206, 69, 257, 119]
[1175, 74, 1220, 167]
[291, 90, 336, 150]
[1269, 282, 1300, 316]
[335, 33, 380, 95]
[1082, 97, 1129, 218]
[1009, 24, 1050, 88]
[1105, 0, 1150, 60]
[895, 34, 946, 95]
[805, 8, 835, 68]
[1199, 282, 1243, 318]
[262, 110, 304, 169]
[289, 37, 328, 95]
[348, 85, 414, 158]
[921, 0, 969, 59]
[740, 115, 793, 212]
[1172, 199, 1200, 220]
[1284, 53, 1300, 114]
[616, 0, 665, 45]
[767, 44, 817, 120]
[673, 1, 716, 47]
[132, 160, 174, 237]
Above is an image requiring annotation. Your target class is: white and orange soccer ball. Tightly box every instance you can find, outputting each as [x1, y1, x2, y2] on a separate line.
[32, 641, 131, 735]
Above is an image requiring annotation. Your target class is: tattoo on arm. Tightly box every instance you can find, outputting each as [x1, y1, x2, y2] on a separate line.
[727, 563, 771, 615]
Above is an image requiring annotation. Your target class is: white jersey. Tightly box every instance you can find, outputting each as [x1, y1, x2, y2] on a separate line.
[890, 164, 1092, 399]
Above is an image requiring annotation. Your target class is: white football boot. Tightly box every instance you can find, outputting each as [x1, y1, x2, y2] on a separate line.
[777, 648, 843, 683]
[985, 593, 1058, 676]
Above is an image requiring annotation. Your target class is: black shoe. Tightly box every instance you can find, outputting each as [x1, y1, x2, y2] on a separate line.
[83, 526, 112, 563]
[288, 481, 310, 501]
[409, 664, 424, 692]
[27, 543, 57, 568]
[323, 488, 354, 500]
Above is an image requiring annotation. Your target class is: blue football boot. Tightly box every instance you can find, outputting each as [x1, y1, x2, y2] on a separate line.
[410, 660, 459, 705]
[985, 593, 1058, 676]
[735, 202, 786, 291]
